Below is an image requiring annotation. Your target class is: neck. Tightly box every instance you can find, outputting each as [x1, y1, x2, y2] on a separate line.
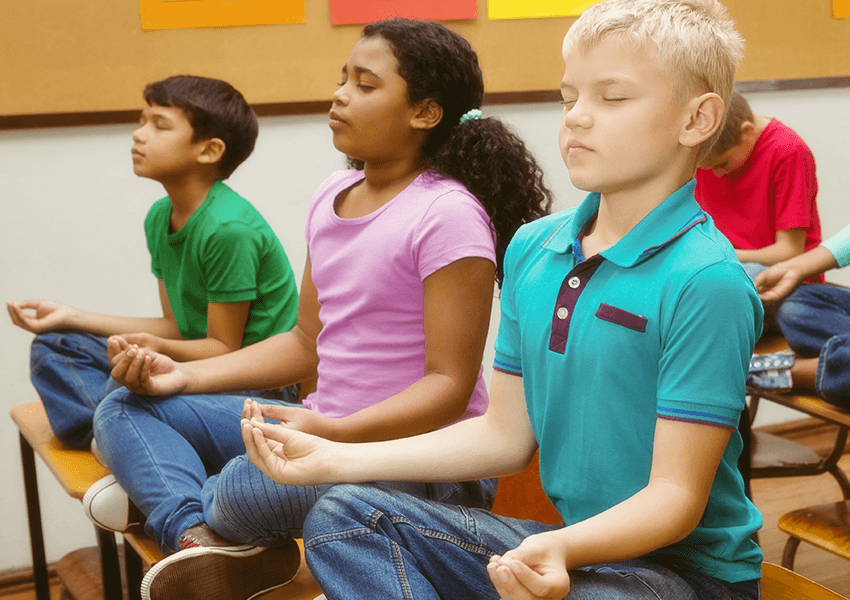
[583, 169, 692, 257]
[160, 174, 218, 232]
[753, 114, 771, 138]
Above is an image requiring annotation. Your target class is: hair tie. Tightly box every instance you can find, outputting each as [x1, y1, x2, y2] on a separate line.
[459, 108, 482, 124]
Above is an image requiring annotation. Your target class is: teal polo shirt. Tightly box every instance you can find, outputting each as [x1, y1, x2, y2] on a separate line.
[494, 180, 764, 583]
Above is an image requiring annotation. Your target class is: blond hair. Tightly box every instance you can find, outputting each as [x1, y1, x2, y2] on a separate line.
[563, 0, 744, 152]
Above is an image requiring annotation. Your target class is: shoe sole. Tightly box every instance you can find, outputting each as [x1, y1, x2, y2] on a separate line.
[141, 541, 301, 600]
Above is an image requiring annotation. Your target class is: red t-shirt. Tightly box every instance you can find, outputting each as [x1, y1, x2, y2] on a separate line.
[696, 119, 822, 277]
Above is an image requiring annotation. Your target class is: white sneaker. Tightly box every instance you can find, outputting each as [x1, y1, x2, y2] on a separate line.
[82, 474, 143, 532]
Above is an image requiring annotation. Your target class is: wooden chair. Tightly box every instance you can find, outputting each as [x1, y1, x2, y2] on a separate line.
[11, 401, 121, 600]
[10, 400, 324, 600]
[741, 335, 850, 570]
[761, 562, 848, 599]
[743, 335, 850, 501]
[491, 450, 563, 525]
[777, 499, 850, 570]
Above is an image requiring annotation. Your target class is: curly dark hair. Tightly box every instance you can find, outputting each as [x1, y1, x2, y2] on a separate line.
[348, 19, 552, 286]
[143, 75, 258, 179]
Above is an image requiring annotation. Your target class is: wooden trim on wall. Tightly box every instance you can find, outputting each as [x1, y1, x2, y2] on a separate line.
[2, 77, 848, 131]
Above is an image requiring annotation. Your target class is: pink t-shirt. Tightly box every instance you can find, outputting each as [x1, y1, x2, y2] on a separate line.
[303, 170, 496, 420]
[696, 118, 822, 255]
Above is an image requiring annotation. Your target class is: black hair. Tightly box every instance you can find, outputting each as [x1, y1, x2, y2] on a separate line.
[349, 19, 552, 286]
[143, 75, 258, 179]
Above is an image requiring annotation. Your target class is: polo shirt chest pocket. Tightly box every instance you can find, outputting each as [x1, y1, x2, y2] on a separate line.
[595, 303, 648, 333]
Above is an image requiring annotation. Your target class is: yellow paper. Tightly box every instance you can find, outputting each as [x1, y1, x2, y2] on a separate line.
[488, 0, 602, 20]
[139, 0, 306, 31]
[835, 0, 850, 18]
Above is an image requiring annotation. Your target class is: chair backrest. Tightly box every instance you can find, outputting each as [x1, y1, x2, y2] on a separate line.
[490, 451, 563, 525]
[760, 563, 848, 600]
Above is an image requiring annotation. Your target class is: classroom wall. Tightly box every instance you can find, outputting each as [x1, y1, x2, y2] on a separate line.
[2, 88, 849, 572]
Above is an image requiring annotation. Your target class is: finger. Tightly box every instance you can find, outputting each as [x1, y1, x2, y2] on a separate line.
[243, 423, 275, 480]
[487, 562, 533, 600]
[247, 399, 265, 423]
[250, 423, 286, 480]
[251, 420, 296, 446]
[109, 348, 134, 383]
[121, 346, 146, 385]
[256, 403, 295, 422]
[507, 559, 569, 600]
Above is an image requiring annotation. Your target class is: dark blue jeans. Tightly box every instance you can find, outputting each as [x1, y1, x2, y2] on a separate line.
[30, 332, 121, 447]
[775, 283, 850, 407]
[303, 485, 759, 600]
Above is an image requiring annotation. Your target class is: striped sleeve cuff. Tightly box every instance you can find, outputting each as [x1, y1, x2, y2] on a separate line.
[656, 400, 740, 430]
[493, 355, 522, 376]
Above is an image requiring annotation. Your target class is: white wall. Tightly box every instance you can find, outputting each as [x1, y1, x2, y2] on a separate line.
[1, 88, 849, 571]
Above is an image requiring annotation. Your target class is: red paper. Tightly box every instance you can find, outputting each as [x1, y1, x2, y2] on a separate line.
[329, 0, 478, 25]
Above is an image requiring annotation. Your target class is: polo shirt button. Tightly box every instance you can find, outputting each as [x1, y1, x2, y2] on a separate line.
[568, 276, 581, 289]
[557, 307, 569, 320]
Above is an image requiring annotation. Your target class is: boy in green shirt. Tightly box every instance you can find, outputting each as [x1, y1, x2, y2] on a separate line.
[7, 75, 298, 448]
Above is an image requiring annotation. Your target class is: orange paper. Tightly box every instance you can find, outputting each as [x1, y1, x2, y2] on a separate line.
[139, 0, 306, 31]
[835, 0, 850, 18]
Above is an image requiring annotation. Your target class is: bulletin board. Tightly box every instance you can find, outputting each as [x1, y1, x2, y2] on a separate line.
[2, 0, 849, 124]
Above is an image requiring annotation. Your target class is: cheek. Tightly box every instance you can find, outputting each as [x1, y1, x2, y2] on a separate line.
[558, 119, 569, 161]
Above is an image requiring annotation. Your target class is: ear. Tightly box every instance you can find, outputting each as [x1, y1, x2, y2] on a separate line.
[739, 120, 757, 144]
[196, 138, 226, 167]
[410, 98, 443, 131]
[679, 92, 724, 149]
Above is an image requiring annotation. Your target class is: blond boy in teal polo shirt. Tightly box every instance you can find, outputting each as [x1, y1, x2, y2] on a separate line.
[221, 1, 764, 598]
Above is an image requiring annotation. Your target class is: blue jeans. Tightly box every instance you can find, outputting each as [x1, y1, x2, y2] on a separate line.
[775, 283, 850, 406]
[204, 454, 498, 546]
[303, 485, 759, 600]
[30, 332, 122, 448]
[92, 388, 297, 553]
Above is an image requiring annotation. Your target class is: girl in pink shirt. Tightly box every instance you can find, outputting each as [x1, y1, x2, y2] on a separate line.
[106, 18, 552, 600]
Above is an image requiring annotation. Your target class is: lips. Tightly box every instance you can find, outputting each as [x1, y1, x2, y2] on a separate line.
[328, 110, 347, 127]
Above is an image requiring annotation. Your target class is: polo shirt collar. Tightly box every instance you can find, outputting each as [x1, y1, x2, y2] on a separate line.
[542, 179, 706, 268]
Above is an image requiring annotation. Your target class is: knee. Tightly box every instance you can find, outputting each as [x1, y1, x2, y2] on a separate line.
[774, 295, 808, 331]
[303, 484, 391, 541]
[93, 387, 142, 431]
[817, 336, 850, 406]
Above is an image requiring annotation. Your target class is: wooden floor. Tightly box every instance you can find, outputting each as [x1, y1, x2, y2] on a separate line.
[5, 426, 850, 600]
[751, 450, 850, 596]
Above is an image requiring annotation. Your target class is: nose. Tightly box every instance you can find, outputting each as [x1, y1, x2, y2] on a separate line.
[132, 125, 145, 143]
[332, 83, 350, 106]
[561, 99, 592, 130]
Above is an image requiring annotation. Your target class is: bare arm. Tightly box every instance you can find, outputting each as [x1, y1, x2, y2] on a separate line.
[755, 245, 839, 304]
[488, 418, 732, 600]
[7, 281, 182, 339]
[109, 255, 321, 395]
[281, 256, 496, 442]
[242, 369, 539, 486]
[115, 281, 253, 361]
[735, 227, 806, 266]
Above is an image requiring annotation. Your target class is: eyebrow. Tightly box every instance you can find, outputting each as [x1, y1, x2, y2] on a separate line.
[341, 64, 383, 80]
[560, 77, 636, 91]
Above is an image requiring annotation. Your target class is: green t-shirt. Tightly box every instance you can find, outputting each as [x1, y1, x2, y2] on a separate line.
[145, 180, 297, 346]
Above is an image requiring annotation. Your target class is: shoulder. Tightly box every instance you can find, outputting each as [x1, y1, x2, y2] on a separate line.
[145, 195, 171, 221]
[417, 174, 489, 221]
[761, 119, 814, 158]
[510, 209, 578, 255]
[666, 221, 759, 307]
[313, 170, 364, 202]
